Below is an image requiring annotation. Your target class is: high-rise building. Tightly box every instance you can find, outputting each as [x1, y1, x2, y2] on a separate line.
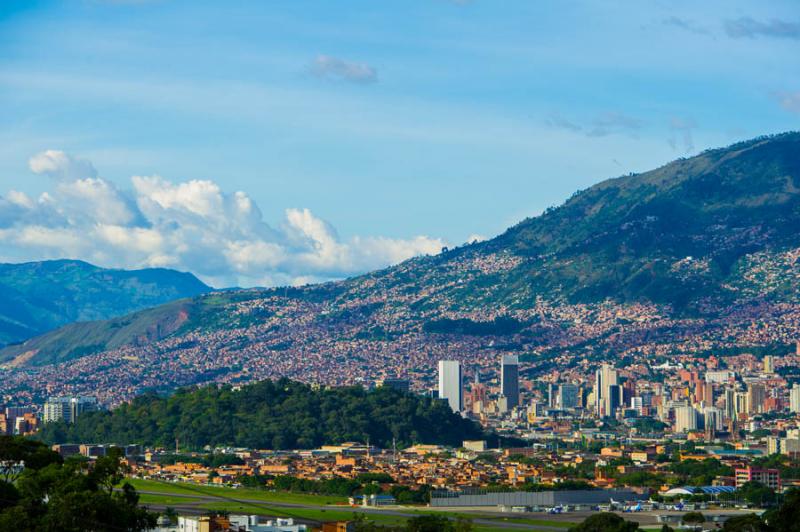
[558, 384, 580, 409]
[703, 407, 724, 431]
[763, 355, 775, 374]
[724, 388, 736, 420]
[547, 383, 556, 409]
[437, 361, 463, 413]
[675, 406, 699, 432]
[43, 396, 98, 424]
[605, 384, 622, 417]
[594, 364, 619, 417]
[500, 355, 520, 409]
[790, 384, 800, 414]
[747, 383, 767, 414]
[630, 396, 644, 415]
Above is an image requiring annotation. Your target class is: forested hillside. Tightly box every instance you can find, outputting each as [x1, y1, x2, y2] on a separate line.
[0, 260, 211, 347]
[38, 379, 484, 449]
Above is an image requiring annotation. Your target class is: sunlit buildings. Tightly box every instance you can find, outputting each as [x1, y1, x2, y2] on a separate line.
[43, 396, 98, 424]
[438, 360, 463, 413]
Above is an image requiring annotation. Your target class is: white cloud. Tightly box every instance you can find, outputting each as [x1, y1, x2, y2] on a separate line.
[28, 149, 97, 181]
[1, 150, 445, 287]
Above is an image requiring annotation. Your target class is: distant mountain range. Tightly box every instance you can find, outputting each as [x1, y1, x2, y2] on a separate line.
[2, 133, 799, 400]
[0, 260, 211, 349]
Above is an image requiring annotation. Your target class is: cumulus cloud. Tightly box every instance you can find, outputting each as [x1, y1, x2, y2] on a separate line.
[0, 150, 445, 287]
[310, 55, 378, 84]
[29, 149, 97, 181]
[724, 17, 800, 40]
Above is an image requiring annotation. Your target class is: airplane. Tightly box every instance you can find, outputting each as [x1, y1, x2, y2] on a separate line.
[623, 502, 643, 513]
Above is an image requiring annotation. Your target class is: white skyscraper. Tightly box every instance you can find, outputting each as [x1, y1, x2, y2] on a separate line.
[791, 384, 800, 414]
[703, 407, 724, 431]
[675, 406, 698, 433]
[595, 364, 619, 416]
[43, 396, 98, 424]
[438, 360, 463, 413]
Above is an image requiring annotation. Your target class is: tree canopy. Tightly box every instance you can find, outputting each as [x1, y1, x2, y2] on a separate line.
[570, 512, 639, 532]
[0, 435, 155, 531]
[39, 379, 484, 450]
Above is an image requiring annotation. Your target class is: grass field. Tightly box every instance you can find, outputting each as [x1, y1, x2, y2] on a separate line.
[126, 477, 579, 531]
[125, 478, 346, 505]
[138, 493, 204, 505]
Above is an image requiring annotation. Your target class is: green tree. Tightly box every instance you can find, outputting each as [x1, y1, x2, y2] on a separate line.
[38, 380, 486, 450]
[0, 481, 20, 511]
[721, 514, 770, 532]
[765, 488, 800, 532]
[405, 515, 472, 532]
[737, 481, 776, 507]
[0, 435, 156, 531]
[682, 511, 705, 524]
[569, 512, 639, 532]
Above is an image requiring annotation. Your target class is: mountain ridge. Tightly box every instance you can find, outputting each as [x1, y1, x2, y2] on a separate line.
[0, 259, 213, 349]
[2, 133, 800, 401]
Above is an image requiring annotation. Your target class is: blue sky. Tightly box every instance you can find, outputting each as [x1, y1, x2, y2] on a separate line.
[0, 0, 798, 286]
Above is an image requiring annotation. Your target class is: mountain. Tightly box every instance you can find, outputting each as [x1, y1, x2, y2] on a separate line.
[0, 260, 212, 349]
[3, 133, 800, 401]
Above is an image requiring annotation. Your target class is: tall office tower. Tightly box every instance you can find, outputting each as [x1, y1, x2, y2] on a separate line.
[747, 383, 767, 414]
[763, 356, 775, 374]
[675, 406, 699, 432]
[594, 363, 619, 416]
[605, 384, 623, 417]
[724, 388, 736, 420]
[547, 383, 556, 409]
[43, 396, 98, 424]
[558, 384, 580, 409]
[500, 355, 520, 409]
[703, 407, 724, 431]
[735, 391, 749, 418]
[694, 380, 714, 405]
[437, 360, 463, 413]
[791, 384, 800, 414]
[704, 382, 714, 406]
[630, 396, 644, 415]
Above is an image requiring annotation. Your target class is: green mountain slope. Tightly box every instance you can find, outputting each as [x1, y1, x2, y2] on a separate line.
[3, 132, 799, 371]
[0, 260, 212, 348]
[482, 132, 800, 306]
